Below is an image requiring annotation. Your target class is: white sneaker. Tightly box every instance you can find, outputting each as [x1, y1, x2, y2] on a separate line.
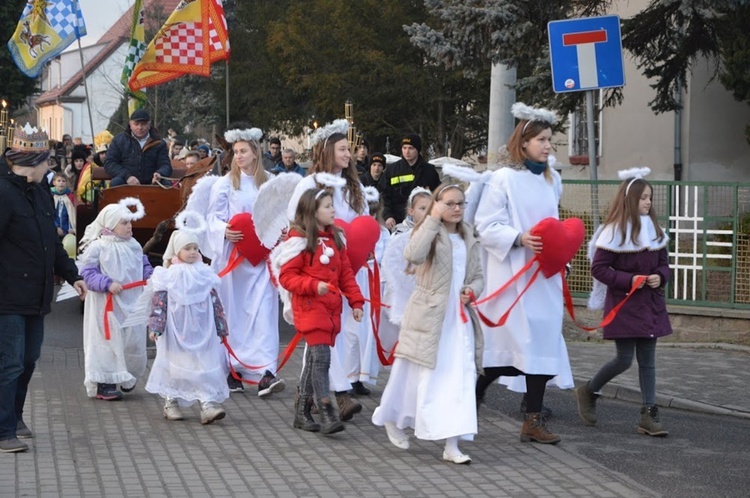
[163, 398, 184, 421]
[384, 421, 410, 450]
[200, 402, 226, 425]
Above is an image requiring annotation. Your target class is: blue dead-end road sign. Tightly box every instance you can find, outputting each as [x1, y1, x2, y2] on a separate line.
[548, 15, 625, 93]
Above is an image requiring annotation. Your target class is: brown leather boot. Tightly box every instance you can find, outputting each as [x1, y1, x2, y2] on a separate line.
[637, 406, 669, 437]
[520, 413, 561, 444]
[574, 383, 600, 426]
[335, 392, 362, 421]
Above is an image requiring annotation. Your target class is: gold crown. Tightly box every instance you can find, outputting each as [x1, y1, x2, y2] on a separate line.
[12, 123, 49, 152]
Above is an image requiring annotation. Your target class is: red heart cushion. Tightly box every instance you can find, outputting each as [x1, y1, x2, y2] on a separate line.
[229, 213, 271, 266]
[531, 217, 585, 278]
[334, 216, 381, 271]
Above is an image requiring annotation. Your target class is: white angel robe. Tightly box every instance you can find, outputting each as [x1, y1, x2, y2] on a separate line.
[205, 173, 280, 382]
[372, 234, 477, 441]
[82, 236, 147, 397]
[288, 173, 366, 392]
[145, 263, 229, 405]
[473, 167, 573, 391]
[341, 225, 391, 386]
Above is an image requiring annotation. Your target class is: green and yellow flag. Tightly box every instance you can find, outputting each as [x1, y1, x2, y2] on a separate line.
[120, 0, 148, 114]
[7, 0, 88, 78]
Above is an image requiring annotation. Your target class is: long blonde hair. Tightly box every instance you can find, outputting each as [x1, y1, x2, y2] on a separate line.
[229, 140, 269, 190]
[309, 133, 365, 214]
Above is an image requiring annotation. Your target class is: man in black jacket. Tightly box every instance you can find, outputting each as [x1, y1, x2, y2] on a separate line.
[378, 133, 441, 230]
[104, 109, 172, 186]
[0, 125, 87, 453]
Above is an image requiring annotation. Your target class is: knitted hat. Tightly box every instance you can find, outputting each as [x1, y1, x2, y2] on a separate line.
[401, 133, 421, 152]
[4, 123, 50, 166]
[162, 211, 206, 268]
[370, 152, 385, 166]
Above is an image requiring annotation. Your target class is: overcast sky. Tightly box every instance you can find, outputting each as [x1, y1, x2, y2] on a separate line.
[78, 0, 134, 47]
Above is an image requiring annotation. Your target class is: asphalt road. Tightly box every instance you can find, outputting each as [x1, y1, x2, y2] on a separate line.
[482, 385, 750, 498]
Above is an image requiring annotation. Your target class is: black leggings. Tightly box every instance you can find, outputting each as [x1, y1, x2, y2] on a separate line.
[476, 366, 553, 413]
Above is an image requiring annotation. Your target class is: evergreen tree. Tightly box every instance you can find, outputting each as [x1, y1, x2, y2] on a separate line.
[0, 0, 40, 111]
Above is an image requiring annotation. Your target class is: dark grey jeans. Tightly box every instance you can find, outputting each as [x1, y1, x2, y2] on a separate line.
[300, 345, 331, 406]
[589, 338, 657, 406]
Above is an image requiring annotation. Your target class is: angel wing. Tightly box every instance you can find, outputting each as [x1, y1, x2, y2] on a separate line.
[381, 231, 416, 326]
[587, 224, 607, 310]
[254, 173, 304, 248]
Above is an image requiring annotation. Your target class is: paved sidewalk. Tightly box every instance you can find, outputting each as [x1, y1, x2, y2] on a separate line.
[567, 341, 750, 419]
[4, 293, 749, 496]
[2, 336, 655, 496]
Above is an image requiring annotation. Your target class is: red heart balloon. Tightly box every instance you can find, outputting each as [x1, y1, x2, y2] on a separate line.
[531, 217, 585, 278]
[334, 216, 381, 271]
[228, 213, 272, 266]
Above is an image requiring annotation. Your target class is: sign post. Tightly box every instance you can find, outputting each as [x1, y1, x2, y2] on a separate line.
[548, 15, 625, 224]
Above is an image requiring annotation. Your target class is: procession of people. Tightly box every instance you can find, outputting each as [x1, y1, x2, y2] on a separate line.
[0, 104, 672, 460]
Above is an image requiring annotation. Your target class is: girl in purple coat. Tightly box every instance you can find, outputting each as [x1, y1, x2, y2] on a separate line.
[575, 168, 671, 437]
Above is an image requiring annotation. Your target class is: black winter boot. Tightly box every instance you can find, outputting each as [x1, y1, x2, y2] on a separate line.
[293, 388, 320, 432]
[319, 402, 345, 435]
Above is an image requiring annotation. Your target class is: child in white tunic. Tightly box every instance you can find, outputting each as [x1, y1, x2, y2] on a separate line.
[146, 211, 230, 425]
[79, 198, 153, 401]
[372, 183, 484, 465]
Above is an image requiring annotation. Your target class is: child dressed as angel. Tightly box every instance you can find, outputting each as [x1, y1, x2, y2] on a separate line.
[79, 198, 153, 401]
[145, 211, 230, 425]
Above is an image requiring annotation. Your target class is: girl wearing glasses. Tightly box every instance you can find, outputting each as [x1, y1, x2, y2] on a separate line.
[372, 182, 484, 465]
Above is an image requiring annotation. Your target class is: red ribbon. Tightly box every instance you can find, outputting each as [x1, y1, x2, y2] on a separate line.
[366, 259, 397, 366]
[103, 280, 147, 340]
[463, 257, 544, 328]
[217, 246, 245, 278]
[222, 333, 303, 385]
[563, 275, 647, 331]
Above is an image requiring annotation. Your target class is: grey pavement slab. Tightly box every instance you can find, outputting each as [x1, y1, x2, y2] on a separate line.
[2, 340, 658, 497]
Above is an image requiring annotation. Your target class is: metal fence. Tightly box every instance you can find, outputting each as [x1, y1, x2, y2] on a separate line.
[561, 180, 750, 309]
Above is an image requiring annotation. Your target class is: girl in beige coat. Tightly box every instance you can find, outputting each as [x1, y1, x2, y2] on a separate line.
[372, 183, 484, 465]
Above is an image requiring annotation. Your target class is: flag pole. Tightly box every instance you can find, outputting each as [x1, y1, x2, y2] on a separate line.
[225, 59, 230, 127]
[77, 39, 96, 143]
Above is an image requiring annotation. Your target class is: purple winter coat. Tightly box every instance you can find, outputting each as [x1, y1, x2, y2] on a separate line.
[591, 247, 672, 340]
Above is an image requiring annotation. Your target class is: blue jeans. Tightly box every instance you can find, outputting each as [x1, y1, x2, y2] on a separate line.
[589, 338, 657, 406]
[0, 314, 45, 439]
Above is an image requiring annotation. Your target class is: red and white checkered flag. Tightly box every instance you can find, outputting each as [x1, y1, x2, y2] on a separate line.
[128, 0, 230, 92]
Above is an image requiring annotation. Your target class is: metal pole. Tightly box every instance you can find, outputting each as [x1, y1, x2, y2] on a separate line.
[487, 63, 516, 171]
[77, 39, 96, 142]
[586, 90, 600, 226]
[225, 60, 230, 127]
